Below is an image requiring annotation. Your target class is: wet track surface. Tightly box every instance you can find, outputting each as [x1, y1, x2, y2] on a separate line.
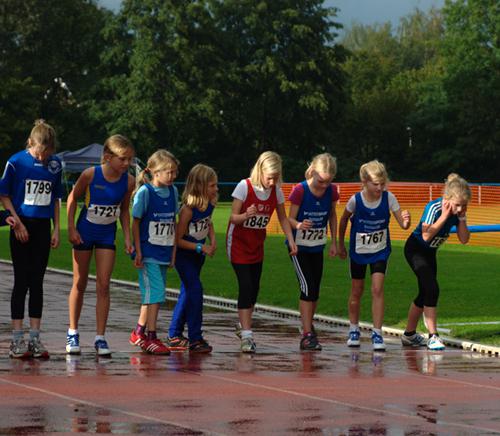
[0, 263, 499, 435]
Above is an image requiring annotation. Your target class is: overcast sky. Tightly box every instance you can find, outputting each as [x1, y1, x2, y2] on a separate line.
[98, 0, 445, 27]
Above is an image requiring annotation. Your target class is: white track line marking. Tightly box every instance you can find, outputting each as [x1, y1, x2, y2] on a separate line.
[0, 377, 223, 436]
[183, 369, 500, 434]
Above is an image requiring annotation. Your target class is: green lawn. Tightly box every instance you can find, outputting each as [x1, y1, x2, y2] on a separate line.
[1, 203, 499, 346]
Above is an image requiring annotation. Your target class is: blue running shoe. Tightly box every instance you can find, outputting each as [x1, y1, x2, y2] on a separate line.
[347, 330, 360, 347]
[94, 339, 112, 357]
[371, 331, 386, 351]
[66, 332, 81, 355]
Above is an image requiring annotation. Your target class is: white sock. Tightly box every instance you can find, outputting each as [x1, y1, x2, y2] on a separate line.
[241, 330, 253, 339]
[68, 328, 78, 335]
[373, 328, 382, 336]
[349, 323, 359, 332]
[95, 335, 105, 342]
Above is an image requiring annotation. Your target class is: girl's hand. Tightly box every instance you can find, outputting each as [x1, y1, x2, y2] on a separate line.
[442, 199, 453, 218]
[6, 216, 17, 228]
[169, 256, 175, 269]
[51, 231, 60, 249]
[401, 209, 411, 229]
[204, 244, 216, 257]
[245, 204, 257, 218]
[328, 242, 337, 258]
[288, 240, 298, 256]
[68, 227, 83, 245]
[14, 222, 29, 243]
[124, 239, 134, 255]
[297, 219, 313, 230]
[134, 252, 143, 268]
[338, 243, 347, 260]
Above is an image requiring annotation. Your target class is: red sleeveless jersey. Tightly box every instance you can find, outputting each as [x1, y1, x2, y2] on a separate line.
[226, 179, 278, 264]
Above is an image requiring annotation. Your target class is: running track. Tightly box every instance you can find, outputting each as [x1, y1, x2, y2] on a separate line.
[0, 263, 499, 435]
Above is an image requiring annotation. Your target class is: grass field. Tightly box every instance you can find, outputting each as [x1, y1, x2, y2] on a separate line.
[1, 203, 499, 346]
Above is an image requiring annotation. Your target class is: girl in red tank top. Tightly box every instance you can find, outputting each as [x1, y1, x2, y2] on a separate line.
[226, 151, 297, 353]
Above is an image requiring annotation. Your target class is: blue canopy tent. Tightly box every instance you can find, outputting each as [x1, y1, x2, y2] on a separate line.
[57, 143, 104, 172]
[57, 143, 143, 196]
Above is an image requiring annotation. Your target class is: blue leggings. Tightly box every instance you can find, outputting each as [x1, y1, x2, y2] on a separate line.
[168, 250, 205, 342]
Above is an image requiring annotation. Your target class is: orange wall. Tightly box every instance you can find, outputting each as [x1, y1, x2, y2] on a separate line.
[267, 182, 500, 247]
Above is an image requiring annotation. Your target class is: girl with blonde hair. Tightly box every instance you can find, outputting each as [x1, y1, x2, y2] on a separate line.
[338, 160, 411, 351]
[66, 134, 135, 357]
[402, 173, 470, 351]
[129, 150, 179, 355]
[287, 153, 339, 351]
[166, 164, 218, 353]
[227, 151, 297, 353]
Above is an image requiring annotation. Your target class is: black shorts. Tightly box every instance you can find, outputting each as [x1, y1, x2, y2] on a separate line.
[350, 259, 387, 280]
[290, 251, 323, 302]
[73, 242, 116, 251]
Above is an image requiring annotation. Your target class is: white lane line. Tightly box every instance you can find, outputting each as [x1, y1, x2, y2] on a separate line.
[183, 369, 500, 434]
[0, 377, 223, 436]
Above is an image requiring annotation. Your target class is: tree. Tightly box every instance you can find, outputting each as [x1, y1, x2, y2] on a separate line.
[440, 0, 499, 181]
[0, 0, 108, 158]
[95, 0, 348, 180]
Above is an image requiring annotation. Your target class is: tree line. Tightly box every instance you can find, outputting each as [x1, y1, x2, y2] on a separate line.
[0, 0, 498, 182]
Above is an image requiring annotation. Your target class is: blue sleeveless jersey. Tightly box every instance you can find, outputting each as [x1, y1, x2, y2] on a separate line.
[139, 184, 176, 263]
[349, 191, 391, 264]
[0, 150, 63, 219]
[182, 203, 214, 246]
[290, 181, 333, 253]
[412, 197, 458, 249]
[77, 165, 129, 240]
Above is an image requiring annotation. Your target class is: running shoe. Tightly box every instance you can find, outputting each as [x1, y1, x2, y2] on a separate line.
[300, 332, 322, 351]
[401, 332, 426, 347]
[129, 330, 147, 348]
[427, 334, 445, 351]
[28, 336, 49, 358]
[94, 338, 112, 357]
[371, 331, 386, 351]
[240, 337, 256, 353]
[66, 332, 81, 355]
[9, 339, 32, 359]
[189, 339, 213, 354]
[166, 335, 189, 351]
[347, 330, 361, 347]
[143, 338, 170, 355]
[235, 322, 242, 339]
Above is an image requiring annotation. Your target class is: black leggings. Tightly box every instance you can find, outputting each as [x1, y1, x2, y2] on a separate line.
[232, 262, 263, 309]
[10, 217, 51, 319]
[290, 251, 323, 302]
[404, 235, 439, 308]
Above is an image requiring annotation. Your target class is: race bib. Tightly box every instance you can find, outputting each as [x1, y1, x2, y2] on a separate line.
[295, 227, 327, 247]
[24, 179, 52, 206]
[243, 214, 270, 229]
[430, 235, 448, 248]
[189, 217, 211, 240]
[355, 229, 387, 254]
[148, 220, 175, 246]
[86, 204, 120, 225]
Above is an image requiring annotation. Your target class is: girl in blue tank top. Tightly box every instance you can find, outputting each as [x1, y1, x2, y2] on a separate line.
[167, 164, 218, 353]
[339, 160, 411, 351]
[66, 135, 135, 357]
[129, 150, 179, 355]
[287, 153, 338, 351]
